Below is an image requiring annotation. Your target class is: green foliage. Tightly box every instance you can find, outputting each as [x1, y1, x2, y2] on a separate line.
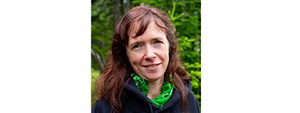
[165, 0, 201, 105]
[91, 0, 114, 69]
[91, 69, 100, 106]
[91, 0, 201, 106]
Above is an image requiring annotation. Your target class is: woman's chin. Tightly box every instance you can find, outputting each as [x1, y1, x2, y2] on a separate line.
[142, 74, 164, 82]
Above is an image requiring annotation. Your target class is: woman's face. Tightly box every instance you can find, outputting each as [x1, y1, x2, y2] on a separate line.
[126, 21, 169, 82]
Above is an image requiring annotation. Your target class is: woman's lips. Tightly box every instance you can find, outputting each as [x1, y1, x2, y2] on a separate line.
[142, 63, 161, 67]
[141, 63, 162, 76]
[142, 63, 161, 71]
[144, 66, 159, 73]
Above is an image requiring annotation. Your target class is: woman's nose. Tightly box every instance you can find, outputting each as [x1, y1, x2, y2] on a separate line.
[145, 46, 157, 59]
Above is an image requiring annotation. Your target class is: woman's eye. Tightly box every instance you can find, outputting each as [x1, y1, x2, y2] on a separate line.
[154, 40, 163, 44]
[132, 44, 142, 49]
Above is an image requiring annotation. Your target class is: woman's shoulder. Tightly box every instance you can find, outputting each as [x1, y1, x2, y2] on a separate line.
[92, 98, 112, 113]
[187, 90, 201, 113]
[185, 80, 201, 113]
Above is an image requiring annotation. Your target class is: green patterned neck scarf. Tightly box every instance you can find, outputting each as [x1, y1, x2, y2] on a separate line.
[130, 73, 174, 108]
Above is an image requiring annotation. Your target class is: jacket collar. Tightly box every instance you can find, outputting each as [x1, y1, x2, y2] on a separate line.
[124, 79, 192, 110]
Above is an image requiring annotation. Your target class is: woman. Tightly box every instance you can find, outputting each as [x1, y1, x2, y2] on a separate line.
[92, 5, 200, 113]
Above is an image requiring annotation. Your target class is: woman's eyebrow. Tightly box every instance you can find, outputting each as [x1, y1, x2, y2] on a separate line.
[128, 37, 165, 47]
[151, 37, 164, 41]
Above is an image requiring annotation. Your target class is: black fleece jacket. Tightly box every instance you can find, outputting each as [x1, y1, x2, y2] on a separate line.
[92, 79, 200, 113]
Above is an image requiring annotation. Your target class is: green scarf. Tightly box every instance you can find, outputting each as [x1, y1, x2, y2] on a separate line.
[130, 73, 174, 108]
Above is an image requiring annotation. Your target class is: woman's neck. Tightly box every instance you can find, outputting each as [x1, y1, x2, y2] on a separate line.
[147, 77, 164, 99]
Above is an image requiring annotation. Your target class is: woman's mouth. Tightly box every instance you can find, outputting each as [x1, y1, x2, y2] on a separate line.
[143, 63, 160, 67]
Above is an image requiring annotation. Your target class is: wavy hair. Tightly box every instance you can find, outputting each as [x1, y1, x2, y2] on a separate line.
[95, 5, 191, 113]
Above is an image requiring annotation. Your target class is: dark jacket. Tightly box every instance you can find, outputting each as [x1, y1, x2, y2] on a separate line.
[92, 79, 200, 113]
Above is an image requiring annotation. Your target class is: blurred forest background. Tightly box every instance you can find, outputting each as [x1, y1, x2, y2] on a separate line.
[91, 0, 201, 107]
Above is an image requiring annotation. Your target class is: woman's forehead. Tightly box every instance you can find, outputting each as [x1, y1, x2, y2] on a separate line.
[128, 18, 166, 38]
